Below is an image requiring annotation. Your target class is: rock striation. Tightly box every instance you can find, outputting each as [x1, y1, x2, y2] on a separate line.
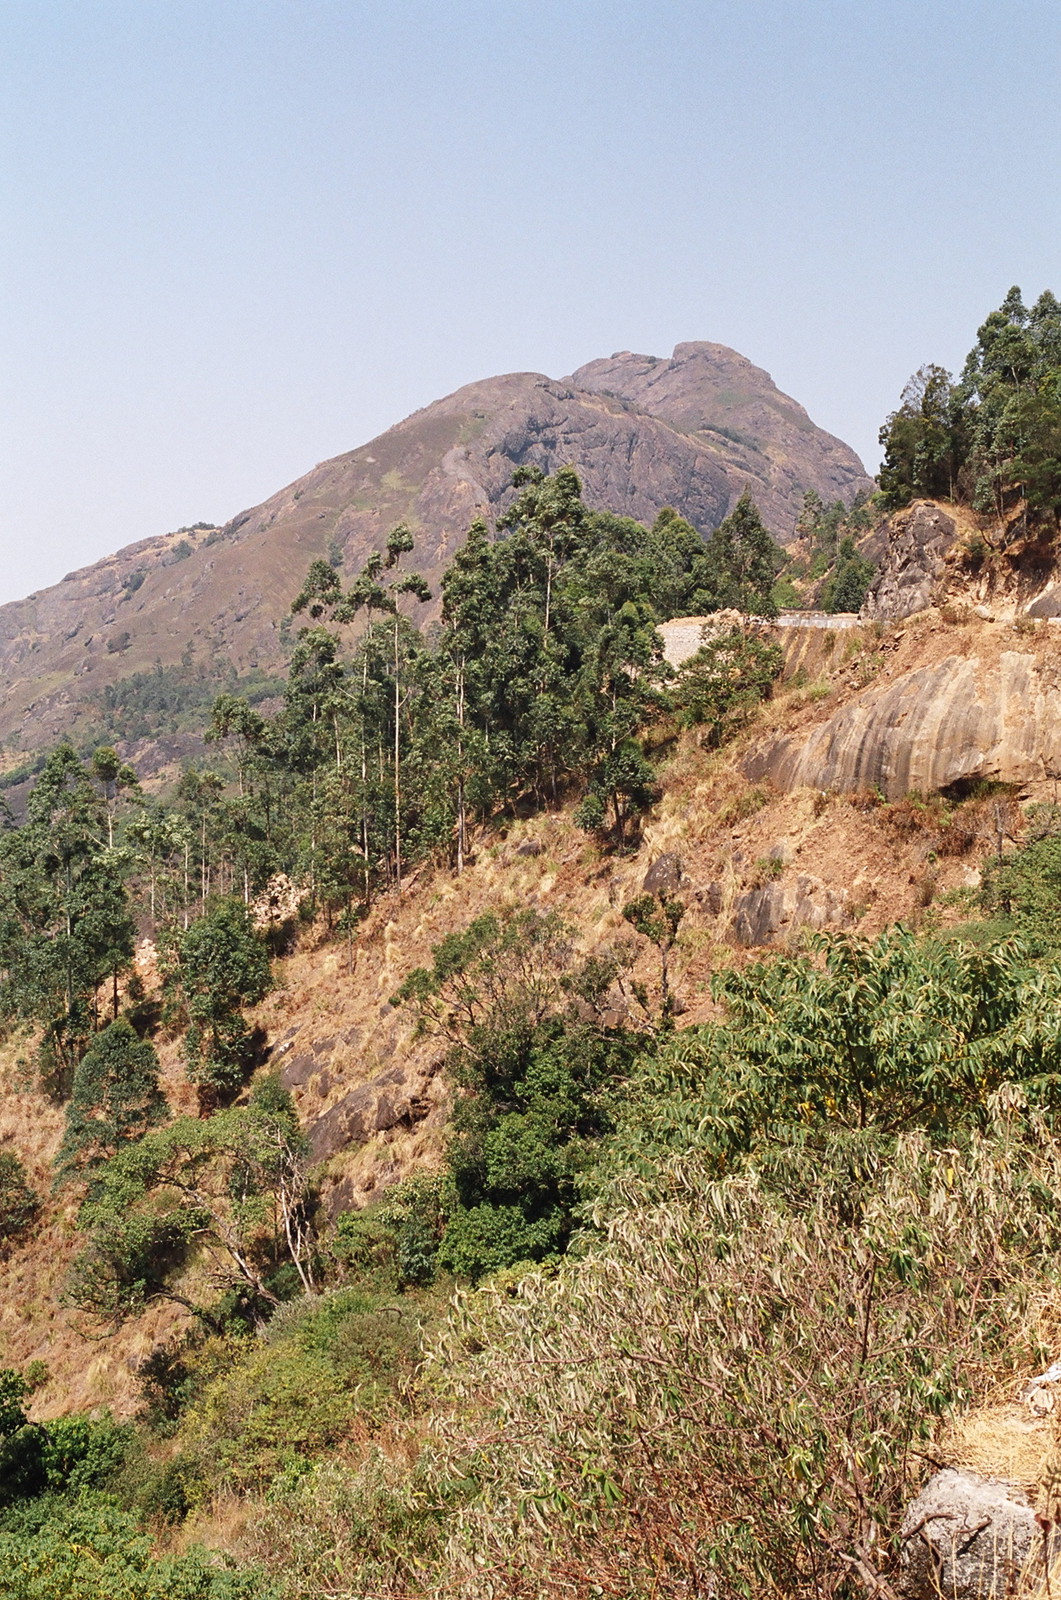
[743, 650, 1061, 800]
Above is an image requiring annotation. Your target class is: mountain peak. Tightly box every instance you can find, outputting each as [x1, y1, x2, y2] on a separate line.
[0, 345, 870, 766]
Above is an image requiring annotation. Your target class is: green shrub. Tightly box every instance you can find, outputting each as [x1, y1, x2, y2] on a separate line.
[39, 1415, 129, 1494]
[982, 829, 1061, 952]
[175, 1288, 428, 1493]
[0, 1499, 270, 1599]
[672, 629, 782, 744]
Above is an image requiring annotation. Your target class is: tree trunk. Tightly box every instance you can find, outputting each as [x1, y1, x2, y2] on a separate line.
[394, 618, 402, 893]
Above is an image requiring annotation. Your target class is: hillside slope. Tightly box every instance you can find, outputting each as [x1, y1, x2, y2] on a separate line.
[4, 577, 1052, 1423]
[0, 344, 869, 764]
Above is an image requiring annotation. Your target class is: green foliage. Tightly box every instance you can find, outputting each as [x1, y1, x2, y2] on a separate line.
[671, 628, 782, 742]
[0, 1371, 44, 1507]
[395, 910, 639, 1280]
[55, 1021, 167, 1188]
[622, 890, 684, 1024]
[982, 825, 1061, 952]
[161, 899, 271, 1101]
[0, 1152, 38, 1246]
[68, 1099, 316, 1325]
[159, 1287, 430, 1495]
[877, 287, 1061, 523]
[607, 928, 1061, 1185]
[0, 1500, 269, 1600]
[90, 656, 283, 745]
[39, 1415, 130, 1495]
[878, 363, 967, 508]
[820, 533, 875, 613]
[0, 745, 135, 1087]
[699, 490, 785, 616]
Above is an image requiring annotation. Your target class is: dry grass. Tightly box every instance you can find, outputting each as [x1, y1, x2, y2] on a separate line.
[939, 1404, 1053, 1493]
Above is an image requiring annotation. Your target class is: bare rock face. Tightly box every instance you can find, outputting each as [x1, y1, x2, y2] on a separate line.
[570, 344, 870, 527]
[305, 1065, 432, 1162]
[732, 872, 853, 946]
[899, 1469, 1049, 1599]
[743, 651, 1061, 800]
[861, 502, 958, 622]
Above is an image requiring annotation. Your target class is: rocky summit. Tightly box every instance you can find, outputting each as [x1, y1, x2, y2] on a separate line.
[0, 342, 868, 761]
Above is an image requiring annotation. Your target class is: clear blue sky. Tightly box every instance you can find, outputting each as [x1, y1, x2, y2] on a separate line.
[2, 0, 1059, 605]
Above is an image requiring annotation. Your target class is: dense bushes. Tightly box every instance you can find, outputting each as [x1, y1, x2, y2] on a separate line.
[0, 1500, 269, 1600]
[432, 1117, 1061, 1599]
[394, 909, 641, 1280]
[0, 1151, 37, 1246]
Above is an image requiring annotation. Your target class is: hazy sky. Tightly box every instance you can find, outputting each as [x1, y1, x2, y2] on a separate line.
[2, 1, 1059, 606]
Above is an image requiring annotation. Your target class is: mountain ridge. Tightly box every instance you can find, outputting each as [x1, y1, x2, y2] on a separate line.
[0, 342, 870, 764]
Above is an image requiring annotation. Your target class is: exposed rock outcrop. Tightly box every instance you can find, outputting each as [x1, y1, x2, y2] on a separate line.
[643, 853, 684, 895]
[306, 1064, 435, 1162]
[861, 502, 958, 622]
[744, 650, 1061, 800]
[732, 871, 853, 946]
[899, 1469, 1049, 1599]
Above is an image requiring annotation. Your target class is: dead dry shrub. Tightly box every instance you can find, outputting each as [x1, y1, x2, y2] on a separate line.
[882, 792, 949, 836]
[936, 820, 978, 856]
[430, 1113, 1061, 1599]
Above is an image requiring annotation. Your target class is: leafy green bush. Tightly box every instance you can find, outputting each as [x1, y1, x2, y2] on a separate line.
[0, 1499, 270, 1599]
[173, 1287, 429, 1494]
[0, 1371, 44, 1507]
[982, 828, 1061, 952]
[605, 927, 1061, 1185]
[396, 910, 639, 1280]
[672, 629, 782, 744]
[55, 1020, 167, 1188]
[68, 1098, 316, 1327]
[39, 1415, 130, 1495]
[160, 899, 272, 1104]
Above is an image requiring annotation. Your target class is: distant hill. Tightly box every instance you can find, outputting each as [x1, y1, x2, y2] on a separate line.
[0, 343, 869, 766]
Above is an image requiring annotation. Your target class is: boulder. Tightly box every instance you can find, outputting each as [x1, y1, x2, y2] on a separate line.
[899, 1468, 1050, 1600]
[643, 853, 684, 895]
[732, 872, 852, 947]
[306, 1066, 431, 1161]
